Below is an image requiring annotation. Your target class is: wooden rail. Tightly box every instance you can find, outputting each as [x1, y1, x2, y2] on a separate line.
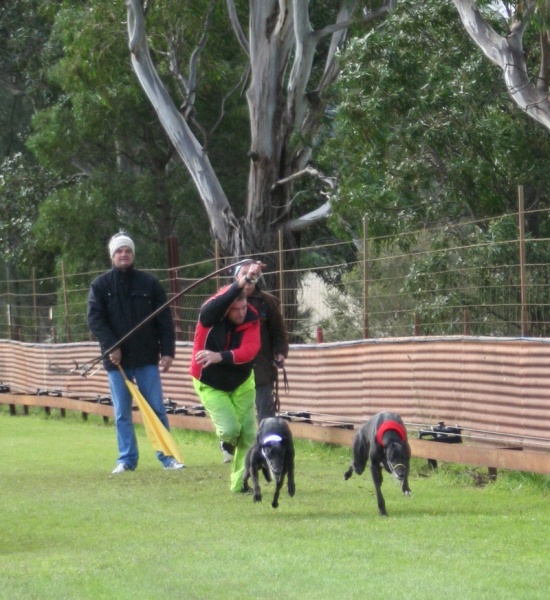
[2, 393, 549, 475]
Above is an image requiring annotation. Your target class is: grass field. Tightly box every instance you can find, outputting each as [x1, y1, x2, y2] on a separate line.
[1, 408, 549, 599]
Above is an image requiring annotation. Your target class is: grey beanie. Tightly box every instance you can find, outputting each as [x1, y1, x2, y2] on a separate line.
[109, 233, 135, 258]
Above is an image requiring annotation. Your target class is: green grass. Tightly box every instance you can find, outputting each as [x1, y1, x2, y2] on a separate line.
[1, 407, 549, 600]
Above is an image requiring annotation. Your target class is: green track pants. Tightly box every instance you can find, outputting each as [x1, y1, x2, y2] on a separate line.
[193, 373, 257, 492]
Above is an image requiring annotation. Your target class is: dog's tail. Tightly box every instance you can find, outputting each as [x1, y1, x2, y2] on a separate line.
[351, 429, 369, 476]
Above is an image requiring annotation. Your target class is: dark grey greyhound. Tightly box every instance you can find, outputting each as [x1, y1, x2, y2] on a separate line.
[344, 411, 411, 516]
[243, 417, 295, 508]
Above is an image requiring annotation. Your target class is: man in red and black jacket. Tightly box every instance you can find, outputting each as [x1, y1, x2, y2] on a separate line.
[190, 263, 261, 493]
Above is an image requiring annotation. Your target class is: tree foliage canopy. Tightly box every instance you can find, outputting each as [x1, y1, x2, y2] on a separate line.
[321, 0, 550, 244]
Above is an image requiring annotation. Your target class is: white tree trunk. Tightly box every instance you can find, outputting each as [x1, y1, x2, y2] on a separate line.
[126, 0, 393, 257]
[126, 0, 238, 250]
[452, 0, 550, 129]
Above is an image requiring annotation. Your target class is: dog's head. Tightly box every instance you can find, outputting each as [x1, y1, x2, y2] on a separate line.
[385, 441, 409, 481]
[261, 434, 287, 481]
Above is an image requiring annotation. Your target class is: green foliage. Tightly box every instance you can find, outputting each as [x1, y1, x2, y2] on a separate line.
[1, 411, 550, 599]
[321, 0, 550, 241]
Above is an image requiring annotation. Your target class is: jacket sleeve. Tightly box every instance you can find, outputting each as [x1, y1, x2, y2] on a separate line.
[267, 299, 289, 358]
[151, 278, 176, 358]
[87, 280, 119, 351]
[220, 319, 261, 365]
[200, 282, 242, 327]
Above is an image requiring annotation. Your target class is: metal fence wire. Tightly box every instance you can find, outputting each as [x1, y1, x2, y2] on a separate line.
[2, 204, 550, 344]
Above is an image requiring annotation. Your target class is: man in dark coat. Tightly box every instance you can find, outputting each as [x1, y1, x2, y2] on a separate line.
[234, 260, 289, 425]
[87, 232, 184, 474]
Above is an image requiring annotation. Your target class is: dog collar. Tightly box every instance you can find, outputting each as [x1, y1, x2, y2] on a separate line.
[262, 434, 283, 445]
[376, 420, 407, 447]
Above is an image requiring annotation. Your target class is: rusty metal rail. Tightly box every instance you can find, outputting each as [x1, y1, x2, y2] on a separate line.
[1, 336, 550, 474]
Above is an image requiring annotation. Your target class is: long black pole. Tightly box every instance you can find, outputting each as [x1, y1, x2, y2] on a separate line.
[80, 259, 249, 376]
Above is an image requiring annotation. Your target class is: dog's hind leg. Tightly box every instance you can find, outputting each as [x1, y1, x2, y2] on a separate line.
[370, 463, 388, 516]
[242, 466, 251, 493]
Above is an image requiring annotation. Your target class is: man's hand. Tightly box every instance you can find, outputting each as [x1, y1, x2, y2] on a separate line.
[109, 348, 122, 366]
[160, 356, 173, 372]
[238, 260, 267, 288]
[195, 350, 222, 368]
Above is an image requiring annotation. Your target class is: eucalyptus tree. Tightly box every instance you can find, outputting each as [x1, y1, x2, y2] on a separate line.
[451, 1, 550, 131]
[321, 0, 550, 240]
[25, 0, 219, 273]
[124, 0, 396, 271]
[317, 0, 550, 337]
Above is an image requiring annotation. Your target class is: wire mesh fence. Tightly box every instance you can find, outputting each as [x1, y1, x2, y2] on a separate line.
[2, 205, 550, 344]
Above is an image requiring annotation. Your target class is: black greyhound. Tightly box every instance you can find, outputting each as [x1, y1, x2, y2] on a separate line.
[344, 411, 411, 516]
[243, 417, 295, 508]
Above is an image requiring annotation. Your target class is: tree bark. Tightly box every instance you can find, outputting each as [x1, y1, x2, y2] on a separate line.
[452, 0, 550, 129]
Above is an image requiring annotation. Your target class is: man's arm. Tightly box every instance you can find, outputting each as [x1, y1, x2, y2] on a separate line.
[200, 282, 243, 327]
[87, 282, 119, 351]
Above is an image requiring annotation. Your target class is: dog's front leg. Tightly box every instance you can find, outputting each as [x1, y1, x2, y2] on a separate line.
[251, 462, 262, 503]
[402, 470, 411, 497]
[370, 463, 388, 516]
[272, 475, 284, 509]
[287, 462, 295, 498]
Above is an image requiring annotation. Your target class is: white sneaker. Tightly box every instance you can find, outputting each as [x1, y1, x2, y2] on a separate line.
[112, 463, 130, 474]
[164, 458, 186, 470]
[220, 441, 234, 463]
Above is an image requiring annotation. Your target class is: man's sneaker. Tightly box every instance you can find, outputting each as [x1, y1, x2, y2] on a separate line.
[164, 458, 186, 470]
[112, 463, 130, 475]
[220, 441, 235, 463]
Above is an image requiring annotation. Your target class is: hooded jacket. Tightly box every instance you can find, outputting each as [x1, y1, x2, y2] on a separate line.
[245, 287, 289, 386]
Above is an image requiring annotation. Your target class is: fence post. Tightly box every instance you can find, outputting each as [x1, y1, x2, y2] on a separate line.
[6, 265, 11, 340]
[463, 309, 471, 336]
[61, 261, 71, 342]
[32, 267, 38, 342]
[414, 312, 420, 336]
[278, 228, 285, 321]
[49, 307, 57, 343]
[518, 185, 528, 336]
[363, 214, 369, 339]
[167, 237, 183, 340]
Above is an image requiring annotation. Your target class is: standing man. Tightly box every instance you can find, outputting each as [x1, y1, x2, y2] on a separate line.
[87, 232, 185, 474]
[190, 263, 261, 493]
[234, 260, 289, 425]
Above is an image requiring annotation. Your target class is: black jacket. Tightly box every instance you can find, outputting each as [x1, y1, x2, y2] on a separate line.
[246, 288, 289, 385]
[87, 266, 175, 371]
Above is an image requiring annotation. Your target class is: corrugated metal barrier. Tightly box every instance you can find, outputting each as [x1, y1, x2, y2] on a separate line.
[1, 337, 549, 473]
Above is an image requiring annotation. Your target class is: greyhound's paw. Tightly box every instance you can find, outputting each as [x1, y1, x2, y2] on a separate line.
[344, 467, 353, 480]
[403, 490, 411, 497]
[253, 493, 262, 503]
[288, 484, 295, 497]
[272, 500, 279, 509]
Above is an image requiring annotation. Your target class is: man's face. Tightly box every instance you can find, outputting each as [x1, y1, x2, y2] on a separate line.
[227, 298, 248, 325]
[112, 246, 134, 270]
